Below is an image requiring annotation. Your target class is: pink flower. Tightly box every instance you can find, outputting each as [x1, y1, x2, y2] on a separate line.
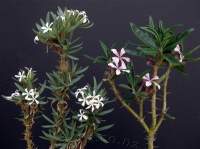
[108, 60, 130, 75]
[111, 48, 130, 66]
[173, 44, 184, 62]
[108, 48, 131, 75]
[142, 73, 160, 90]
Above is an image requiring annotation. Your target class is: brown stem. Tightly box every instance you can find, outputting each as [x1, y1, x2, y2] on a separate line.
[147, 131, 155, 149]
[21, 103, 38, 149]
[151, 65, 159, 128]
[139, 99, 144, 118]
[108, 79, 149, 132]
[49, 47, 70, 149]
[81, 126, 94, 148]
[59, 55, 70, 72]
[155, 66, 171, 133]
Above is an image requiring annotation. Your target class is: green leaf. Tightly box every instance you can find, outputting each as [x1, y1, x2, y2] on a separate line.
[39, 81, 47, 94]
[95, 133, 109, 144]
[138, 47, 158, 57]
[68, 75, 84, 86]
[42, 131, 61, 141]
[42, 114, 54, 124]
[184, 44, 200, 58]
[163, 54, 181, 66]
[75, 66, 89, 75]
[97, 124, 114, 132]
[98, 108, 114, 116]
[14, 83, 24, 92]
[176, 28, 194, 42]
[130, 23, 157, 48]
[125, 49, 144, 57]
[100, 41, 109, 57]
[67, 55, 79, 61]
[149, 16, 155, 28]
[118, 84, 131, 90]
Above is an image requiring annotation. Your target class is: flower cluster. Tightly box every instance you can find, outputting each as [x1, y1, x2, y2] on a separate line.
[66, 9, 89, 24]
[108, 48, 131, 75]
[4, 90, 20, 101]
[22, 88, 40, 105]
[142, 73, 160, 90]
[75, 85, 105, 122]
[34, 9, 89, 44]
[4, 67, 40, 105]
[14, 67, 35, 82]
[4, 88, 40, 105]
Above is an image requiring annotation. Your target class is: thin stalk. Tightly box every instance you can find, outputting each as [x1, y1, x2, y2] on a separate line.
[139, 99, 144, 118]
[108, 79, 149, 132]
[155, 66, 171, 132]
[151, 65, 159, 128]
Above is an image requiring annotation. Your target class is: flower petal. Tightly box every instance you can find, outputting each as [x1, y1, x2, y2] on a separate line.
[174, 44, 181, 53]
[122, 57, 130, 62]
[153, 82, 161, 90]
[143, 73, 150, 81]
[120, 48, 125, 56]
[119, 61, 127, 70]
[112, 57, 120, 64]
[152, 76, 159, 81]
[111, 49, 119, 56]
[145, 81, 152, 87]
[116, 69, 121, 75]
[108, 62, 117, 68]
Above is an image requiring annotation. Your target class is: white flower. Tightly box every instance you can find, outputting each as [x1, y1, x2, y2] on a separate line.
[78, 97, 89, 107]
[77, 109, 88, 122]
[75, 86, 105, 112]
[85, 91, 102, 112]
[142, 73, 160, 90]
[75, 85, 89, 106]
[79, 11, 89, 23]
[24, 67, 33, 77]
[81, 16, 88, 24]
[66, 9, 89, 24]
[22, 88, 39, 105]
[173, 44, 184, 62]
[86, 99, 97, 112]
[41, 22, 53, 33]
[34, 36, 39, 44]
[28, 90, 39, 105]
[4, 90, 20, 101]
[60, 15, 65, 21]
[94, 97, 104, 109]
[22, 88, 33, 100]
[14, 71, 26, 82]
[75, 85, 88, 98]
[108, 59, 130, 75]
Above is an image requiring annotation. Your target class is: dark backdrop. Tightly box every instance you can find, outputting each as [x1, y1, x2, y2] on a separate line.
[1, 0, 200, 149]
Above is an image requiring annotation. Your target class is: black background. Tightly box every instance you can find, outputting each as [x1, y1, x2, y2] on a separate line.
[1, 0, 200, 149]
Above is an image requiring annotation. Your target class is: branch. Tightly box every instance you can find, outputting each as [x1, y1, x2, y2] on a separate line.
[155, 66, 171, 132]
[151, 65, 159, 128]
[108, 79, 149, 132]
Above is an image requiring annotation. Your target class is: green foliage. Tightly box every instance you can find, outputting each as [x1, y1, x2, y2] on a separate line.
[2, 68, 46, 105]
[127, 16, 200, 72]
[41, 78, 113, 147]
[33, 7, 93, 58]
[85, 41, 113, 64]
